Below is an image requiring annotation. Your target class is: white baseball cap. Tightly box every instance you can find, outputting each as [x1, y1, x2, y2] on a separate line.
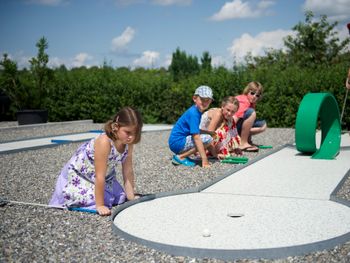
[194, 85, 213, 100]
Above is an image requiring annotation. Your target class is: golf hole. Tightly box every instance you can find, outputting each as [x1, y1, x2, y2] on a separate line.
[227, 213, 244, 218]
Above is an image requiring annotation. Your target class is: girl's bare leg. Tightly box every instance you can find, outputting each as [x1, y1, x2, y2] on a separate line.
[250, 123, 267, 135]
[178, 141, 214, 159]
[239, 112, 257, 149]
[178, 148, 197, 160]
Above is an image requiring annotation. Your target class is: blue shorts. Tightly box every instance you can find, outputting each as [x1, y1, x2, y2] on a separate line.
[179, 134, 212, 154]
[236, 108, 266, 134]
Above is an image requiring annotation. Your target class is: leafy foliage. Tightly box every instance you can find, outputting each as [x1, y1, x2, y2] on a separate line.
[284, 11, 349, 67]
[1, 12, 350, 127]
[0, 37, 52, 112]
[200, 51, 212, 72]
[168, 48, 200, 81]
[0, 54, 22, 110]
[29, 37, 52, 108]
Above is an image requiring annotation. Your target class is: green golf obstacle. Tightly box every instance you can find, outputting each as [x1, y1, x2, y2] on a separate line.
[295, 92, 341, 160]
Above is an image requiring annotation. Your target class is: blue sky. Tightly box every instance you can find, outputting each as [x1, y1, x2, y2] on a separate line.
[1, 0, 349, 69]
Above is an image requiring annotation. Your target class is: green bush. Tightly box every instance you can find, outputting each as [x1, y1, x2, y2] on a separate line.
[2, 54, 349, 127]
[3, 12, 348, 127]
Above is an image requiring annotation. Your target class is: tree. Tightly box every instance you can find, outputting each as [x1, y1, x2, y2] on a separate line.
[168, 47, 200, 81]
[0, 36, 54, 115]
[284, 11, 350, 67]
[200, 51, 212, 72]
[29, 36, 52, 107]
[0, 54, 23, 109]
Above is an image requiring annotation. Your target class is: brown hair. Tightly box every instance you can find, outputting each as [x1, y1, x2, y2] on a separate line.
[242, 81, 263, 96]
[221, 96, 239, 108]
[104, 106, 143, 144]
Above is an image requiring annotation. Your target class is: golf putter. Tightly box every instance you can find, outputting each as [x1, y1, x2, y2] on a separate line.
[0, 197, 98, 214]
[221, 156, 248, 164]
[340, 89, 348, 127]
[342, 23, 350, 129]
[258, 145, 273, 149]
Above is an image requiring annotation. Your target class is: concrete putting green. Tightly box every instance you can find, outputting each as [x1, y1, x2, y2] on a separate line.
[112, 93, 350, 260]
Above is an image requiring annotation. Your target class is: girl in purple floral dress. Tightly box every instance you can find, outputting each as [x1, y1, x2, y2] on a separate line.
[50, 107, 143, 216]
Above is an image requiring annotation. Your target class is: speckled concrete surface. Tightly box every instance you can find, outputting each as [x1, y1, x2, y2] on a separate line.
[115, 193, 350, 248]
[1, 121, 350, 262]
[114, 142, 350, 257]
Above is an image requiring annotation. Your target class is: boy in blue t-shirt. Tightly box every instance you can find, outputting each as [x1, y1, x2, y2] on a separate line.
[168, 85, 216, 167]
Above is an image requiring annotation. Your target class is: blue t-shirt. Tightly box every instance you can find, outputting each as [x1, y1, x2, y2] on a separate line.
[168, 105, 202, 154]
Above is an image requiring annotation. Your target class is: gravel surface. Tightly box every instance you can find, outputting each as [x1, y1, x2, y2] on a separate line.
[0, 121, 350, 262]
[0, 120, 103, 143]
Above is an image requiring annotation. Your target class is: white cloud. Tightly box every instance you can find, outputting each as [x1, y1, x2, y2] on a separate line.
[133, 51, 160, 68]
[46, 53, 100, 69]
[0, 51, 30, 69]
[48, 56, 65, 68]
[162, 54, 172, 68]
[26, 0, 68, 6]
[228, 29, 294, 61]
[335, 25, 350, 52]
[303, 0, 350, 22]
[111, 27, 136, 52]
[338, 25, 350, 40]
[211, 55, 228, 68]
[1, 51, 99, 69]
[151, 0, 191, 6]
[210, 0, 275, 21]
[72, 53, 93, 68]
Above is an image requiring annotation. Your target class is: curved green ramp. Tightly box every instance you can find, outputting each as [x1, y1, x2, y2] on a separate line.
[295, 92, 341, 160]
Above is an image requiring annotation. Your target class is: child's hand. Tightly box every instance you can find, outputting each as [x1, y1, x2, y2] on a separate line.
[202, 160, 211, 168]
[134, 193, 142, 199]
[217, 154, 226, 160]
[210, 131, 217, 137]
[96, 205, 111, 216]
[346, 78, 350, 90]
[126, 193, 142, 201]
[232, 148, 243, 156]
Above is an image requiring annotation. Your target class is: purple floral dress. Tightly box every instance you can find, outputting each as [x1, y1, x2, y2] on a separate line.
[49, 134, 128, 209]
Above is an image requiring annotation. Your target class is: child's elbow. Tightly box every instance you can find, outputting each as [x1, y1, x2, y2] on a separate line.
[192, 133, 200, 139]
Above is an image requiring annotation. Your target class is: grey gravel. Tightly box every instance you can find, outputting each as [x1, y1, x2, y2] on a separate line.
[0, 121, 350, 263]
[0, 120, 103, 143]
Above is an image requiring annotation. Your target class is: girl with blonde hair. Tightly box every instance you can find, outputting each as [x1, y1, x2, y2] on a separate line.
[200, 96, 242, 159]
[234, 81, 267, 152]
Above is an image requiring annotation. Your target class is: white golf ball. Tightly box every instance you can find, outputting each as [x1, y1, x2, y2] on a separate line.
[202, 228, 211, 237]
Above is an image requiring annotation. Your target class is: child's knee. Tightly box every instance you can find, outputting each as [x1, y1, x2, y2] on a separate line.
[260, 123, 267, 132]
[244, 108, 256, 120]
[201, 134, 213, 145]
[256, 123, 267, 133]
